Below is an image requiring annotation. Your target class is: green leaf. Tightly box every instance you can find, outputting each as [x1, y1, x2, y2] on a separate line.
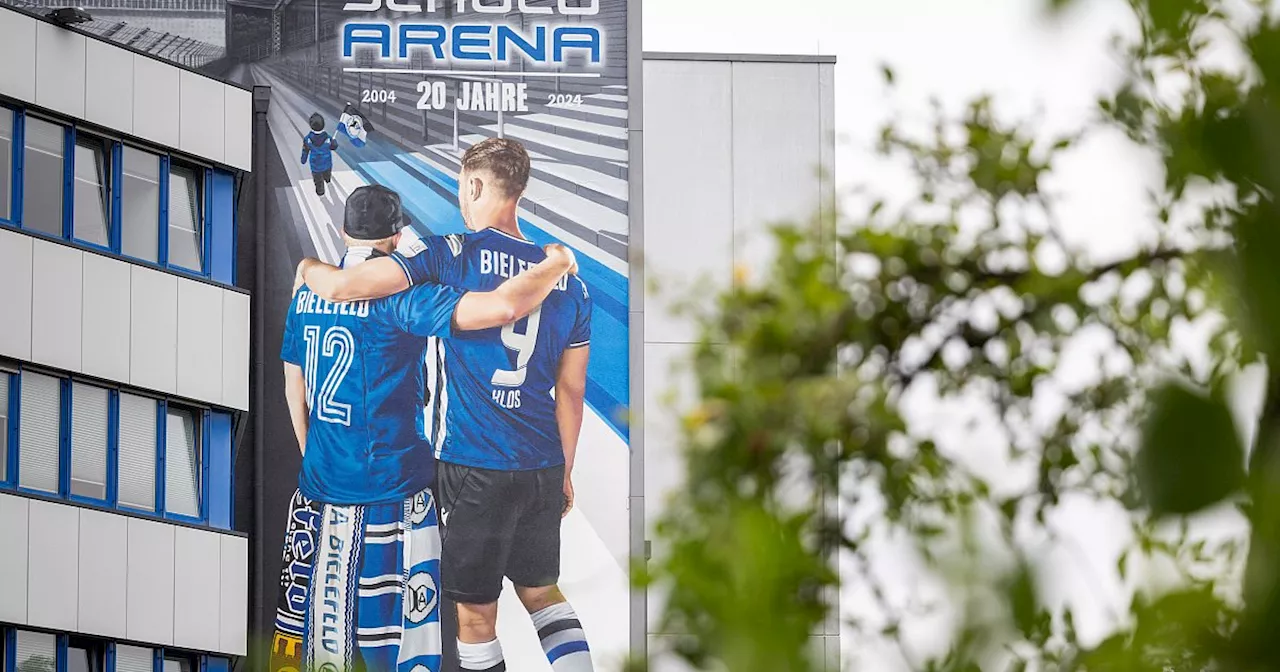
[1136, 382, 1245, 516]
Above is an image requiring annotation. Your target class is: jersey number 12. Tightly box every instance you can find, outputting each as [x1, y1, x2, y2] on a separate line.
[303, 325, 354, 426]
[492, 307, 542, 388]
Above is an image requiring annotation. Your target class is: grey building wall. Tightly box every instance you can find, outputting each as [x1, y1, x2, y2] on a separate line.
[638, 53, 839, 671]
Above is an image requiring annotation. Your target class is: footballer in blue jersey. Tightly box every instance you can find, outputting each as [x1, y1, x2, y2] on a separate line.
[299, 139, 597, 672]
[273, 184, 577, 672]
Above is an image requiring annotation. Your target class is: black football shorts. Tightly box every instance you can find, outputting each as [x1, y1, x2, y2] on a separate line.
[436, 461, 566, 605]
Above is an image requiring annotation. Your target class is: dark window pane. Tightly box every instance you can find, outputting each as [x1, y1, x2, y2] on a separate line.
[22, 118, 65, 237]
[167, 166, 202, 270]
[72, 137, 110, 247]
[0, 107, 12, 220]
[121, 147, 160, 262]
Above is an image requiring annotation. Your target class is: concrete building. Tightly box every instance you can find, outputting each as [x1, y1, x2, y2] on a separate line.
[0, 4, 251, 670]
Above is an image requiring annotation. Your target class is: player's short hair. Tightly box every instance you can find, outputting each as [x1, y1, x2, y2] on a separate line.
[461, 138, 530, 199]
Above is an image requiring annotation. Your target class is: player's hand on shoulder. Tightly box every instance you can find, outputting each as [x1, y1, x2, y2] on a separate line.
[293, 257, 318, 293]
[544, 243, 578, 276]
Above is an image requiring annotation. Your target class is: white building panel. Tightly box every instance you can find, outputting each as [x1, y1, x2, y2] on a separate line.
[84, 37, 136, 135]
[26, 499, 79, 631]
[219, 535, 249, 655]
[222, 291, 251, 411]
[729, 62, 823, 272]
[132, 54, 181, 151]
[0, 229, 34, 361]
[641, 60, 734, 344]
[173, 526, 222, 652]
[34, 22, 86, 119]
[0, 494, 29, 623]
[176, 279, 225, 403]
[0, 10, 36, 103]
[77, 508, 129, 638]
[30, 240, 83, 372]
[129, 266, 178, 395]
[126, 516, 176, 645]
[81, 252, 132, 383]
[224, 86, 253, 171]
[179, 70, 226, 165]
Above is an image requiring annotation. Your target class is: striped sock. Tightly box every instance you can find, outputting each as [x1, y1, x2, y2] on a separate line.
[530, 602, 594, 671]
[458, 638, 505, 672]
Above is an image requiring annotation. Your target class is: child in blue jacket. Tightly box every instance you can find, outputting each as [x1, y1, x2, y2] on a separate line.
[301, 112, 338, 196]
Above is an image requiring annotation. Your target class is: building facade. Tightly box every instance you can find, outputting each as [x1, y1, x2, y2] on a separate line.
[0, 5, 251, 671]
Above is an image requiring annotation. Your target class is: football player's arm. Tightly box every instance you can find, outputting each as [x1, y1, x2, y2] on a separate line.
[283, 363, 309, 456]
[300, 139, 310, 165]
[453, 244, 578, 331]
[300, 256, 410, 303]
[280, 292, 309, 455]
[556, 345, 589, 516]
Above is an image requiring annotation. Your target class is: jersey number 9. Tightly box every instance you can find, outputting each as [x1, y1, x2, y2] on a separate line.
[492, 307, 542, 388]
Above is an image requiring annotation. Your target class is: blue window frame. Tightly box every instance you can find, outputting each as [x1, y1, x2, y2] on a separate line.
[0, 364, 234, 530]
[0, 103, 238, 286]
[0, 629, 230, 672]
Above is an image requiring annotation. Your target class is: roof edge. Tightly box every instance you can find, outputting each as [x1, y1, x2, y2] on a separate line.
[643, 51, 836, 65]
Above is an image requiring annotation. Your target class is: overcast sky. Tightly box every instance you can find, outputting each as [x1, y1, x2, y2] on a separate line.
[637, 1, 1257, 669]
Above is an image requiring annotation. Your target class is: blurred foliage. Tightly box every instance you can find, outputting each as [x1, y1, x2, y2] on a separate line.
[636, 0, 1280, 669]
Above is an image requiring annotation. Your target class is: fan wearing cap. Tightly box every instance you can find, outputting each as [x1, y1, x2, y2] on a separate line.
[273, 184, 577, 672]
[300, 112, 338, 196]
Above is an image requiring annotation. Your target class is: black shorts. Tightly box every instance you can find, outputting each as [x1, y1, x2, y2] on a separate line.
[436, 461, 566, 605]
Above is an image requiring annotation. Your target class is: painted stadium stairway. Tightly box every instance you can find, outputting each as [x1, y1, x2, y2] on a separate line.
[255, 50, 630, 260]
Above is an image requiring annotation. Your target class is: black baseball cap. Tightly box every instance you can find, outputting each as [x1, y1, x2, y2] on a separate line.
[344, 185, 408, 240]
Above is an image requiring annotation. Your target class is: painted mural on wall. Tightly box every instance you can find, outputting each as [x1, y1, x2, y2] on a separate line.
[1, 0, 631, 669]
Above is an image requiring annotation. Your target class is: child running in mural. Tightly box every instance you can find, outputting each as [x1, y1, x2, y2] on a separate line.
[301, 112, 337, 196]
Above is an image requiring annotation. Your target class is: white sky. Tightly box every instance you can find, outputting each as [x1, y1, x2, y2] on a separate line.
[639, 1, 1255, 669]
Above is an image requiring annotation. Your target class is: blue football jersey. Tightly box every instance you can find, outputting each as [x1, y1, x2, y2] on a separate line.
[280, 248, 464, 505]
[391, 228, 592, 471]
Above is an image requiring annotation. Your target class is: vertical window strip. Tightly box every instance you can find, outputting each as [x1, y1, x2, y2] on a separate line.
[117, 393, 158, 512]
[18, 372, 60, 494]
[165, 405, 201, 519]
[69, 382, 109, 501]
[14, 630, 55, 672]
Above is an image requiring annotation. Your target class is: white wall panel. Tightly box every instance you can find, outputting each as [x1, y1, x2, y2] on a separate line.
[0, 229, 33, 361]
[179, 70, 226, 164]
[0, 10, 36, 102]
[34, 22, 87, 119]
[641, 61, 734, 345]
[729, 62, 823, 272]
[82, 253, 132, 382]
[222, 291, 250, 411]
[27, 499, 79, 631]
[223, 86, 252, 171]
[129, 266, 178, 394]
[176, 279, 224, 403]
[77, 508, 128, 638]
[132, 55, 180, 150]
[0, 494, 29, 623]
[126, 517, 175, 645]
[84, 38, 135, 134]
[219, 535, 248, 655]
[30, 240, 83, 372]
[173, 526, 222, 651]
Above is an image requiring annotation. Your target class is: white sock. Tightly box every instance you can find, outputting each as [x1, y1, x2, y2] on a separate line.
[458, 638, 505, 672]
[530, 602, 594, 671]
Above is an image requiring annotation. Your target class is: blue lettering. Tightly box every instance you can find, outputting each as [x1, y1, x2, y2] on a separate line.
[343, 22, 392, 58]
[497, 25, 545, 62]
[553, 26, 600, 63]
[452, 24, 491, 60]
[399, 24, 446, 59]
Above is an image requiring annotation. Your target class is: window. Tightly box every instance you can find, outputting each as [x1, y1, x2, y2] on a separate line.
[72, 136, 111, 248]
[0, 371, 10, 482]
[66, 638, 105, 672]
[69, 383, 109, 500]
[163, 653, 197, 672]
[167, 165, 203, 271]
[118, 392, 158, 511]
[0, 108, 13, 221]
[114, 645, 153, 672]
[165, 406, 201, 518]
[22, 117, 65, 238]
[121, 146, 161, 262]
[18, 372, 60, 493]
[14, 631, 56, 672]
